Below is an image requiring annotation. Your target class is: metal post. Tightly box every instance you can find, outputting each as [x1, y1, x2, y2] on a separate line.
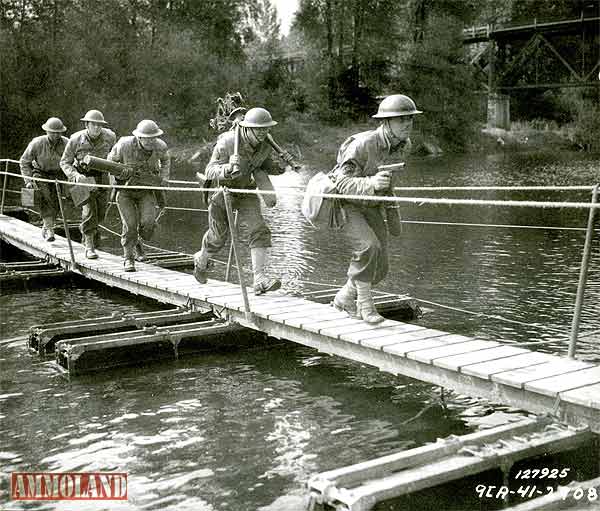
[568, 184, 599, 358]
[225, 210, 238, 282]
[1, 161, 8, 215]
[222, 188, 252, 321]
[55, 180, 76, 269]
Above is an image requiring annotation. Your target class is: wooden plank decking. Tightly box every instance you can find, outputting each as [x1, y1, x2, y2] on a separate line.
[2, 213, 600, 431]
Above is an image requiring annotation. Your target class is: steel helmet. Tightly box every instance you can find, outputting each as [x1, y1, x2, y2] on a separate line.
[372, 94, 422, 118]
[41, 117, 67, 133]
[227, 106, 247, 122]
[80, 109, 108, 125]
[239, 107, 277, 128]
[132, 119, 164, 138]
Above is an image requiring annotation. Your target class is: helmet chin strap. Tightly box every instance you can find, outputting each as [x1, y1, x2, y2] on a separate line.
[382, 119, 405, 150]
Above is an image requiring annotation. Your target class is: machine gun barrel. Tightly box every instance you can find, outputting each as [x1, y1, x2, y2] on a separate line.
[267, 134, 301, 171]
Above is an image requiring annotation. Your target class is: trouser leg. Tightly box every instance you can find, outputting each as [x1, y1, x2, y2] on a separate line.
[238, 195, 272, 249]
[38, 181, 58, 229]
[200, 198, 230, 257]
[193, 198, 229, 283]
[342, 204, 388, 285]
[237, 195, 279, 293]
[138, 192, 158, 242]
[117, 191, 139, 261]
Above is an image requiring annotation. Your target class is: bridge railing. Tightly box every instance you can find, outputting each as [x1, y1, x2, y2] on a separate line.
[1, 159, 599, 359]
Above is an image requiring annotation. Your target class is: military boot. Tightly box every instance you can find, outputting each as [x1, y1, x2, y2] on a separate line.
[251, 247, 281, 295]
[355, 281, 385, 324]
[134, 241, 146, 262]
[42, 217, 55, 242]
[332, 279, 357, 316]
[193, 249, 211, 284]
[124, 258, 136, 272]
[84, 235, 98, 259]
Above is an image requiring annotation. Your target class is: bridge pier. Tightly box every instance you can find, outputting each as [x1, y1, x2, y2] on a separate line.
[487, 92, 511, 130]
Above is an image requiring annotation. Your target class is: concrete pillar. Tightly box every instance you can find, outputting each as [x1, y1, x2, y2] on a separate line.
[487, 93, 511, 130]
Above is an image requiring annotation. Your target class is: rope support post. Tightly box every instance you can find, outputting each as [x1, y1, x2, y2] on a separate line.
[568, 183, 599, 358]
[55, 180, 76, 269]
[222, 188, 252, 322]
[225, 209, 238, 282]
[0, 161, 8, 214]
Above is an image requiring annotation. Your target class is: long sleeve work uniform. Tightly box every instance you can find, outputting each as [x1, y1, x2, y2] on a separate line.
[330, 126, 408, 285]
[199, 130, 281, 256]
[20, 134, 68, 225]
[60, 128, 116, 239]
[107, 136, 170, 260]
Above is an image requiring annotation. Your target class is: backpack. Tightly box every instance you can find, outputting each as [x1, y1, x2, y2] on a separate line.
[301, 171, 346, 229]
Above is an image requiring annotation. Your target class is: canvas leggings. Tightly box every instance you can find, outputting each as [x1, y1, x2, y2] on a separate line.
[201, 192, 271, 256]
[341, 203, 389, 285]
[116, 190, 157, 259]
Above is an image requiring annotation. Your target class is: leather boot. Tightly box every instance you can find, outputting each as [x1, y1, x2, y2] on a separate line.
[124, 258, 136, 272]
[251, 247, 281, 295]
[332, 279, 357, 316]
[84, 235, 98, 259]
[193, 249, 211, 284]
[135, 240, 146, 262]
[42, 217, 55, 242]
[355, 281, 385, 324]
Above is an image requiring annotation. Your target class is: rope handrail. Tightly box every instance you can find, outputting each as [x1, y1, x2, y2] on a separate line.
[394, 185, 596, 191]
[168, 176, 595, 192]
[2, 170, 600, 210]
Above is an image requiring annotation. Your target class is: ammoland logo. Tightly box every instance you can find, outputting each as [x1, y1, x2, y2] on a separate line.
[11, 472, 128, 501]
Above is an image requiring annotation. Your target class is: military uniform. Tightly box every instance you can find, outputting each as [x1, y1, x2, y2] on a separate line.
[60, 128, 116, 244]
[200, 129, 280, 256]
[107, 135, 170, 262]
[330, 125, 409, 285]
[20, 134, 68, 232]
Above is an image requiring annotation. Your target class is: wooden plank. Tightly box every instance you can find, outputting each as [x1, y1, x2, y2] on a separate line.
[321, 320, 420, 340]
[460, 351, 556, 379]
[384, 334, 476, 358]
[492, 359, 594, 389]
[303, 316, 366, 335]
[282, 309, 349, 329]
[434, 345, 530, 372]
[341, 324, 424, 343]
[408, 339, 498, 364]
[524, 366, 600, 397]
[359, 329, 447, 350]
[263, 302, 326, 316]
[561, 382, 600, 408]
[265, 304, 332, 322]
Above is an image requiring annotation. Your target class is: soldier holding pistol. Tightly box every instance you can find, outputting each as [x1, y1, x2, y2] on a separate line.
[60, 110, 116, 259]
[20, 117, 69, 242]
[107, 120, 170, 272]
[329, 94, 422, 324]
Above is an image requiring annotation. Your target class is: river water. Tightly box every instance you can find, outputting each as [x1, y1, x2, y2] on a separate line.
[1, 149, 600, 510]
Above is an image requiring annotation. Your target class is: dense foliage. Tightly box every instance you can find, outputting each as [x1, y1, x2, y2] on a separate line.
[1, 0, 598, 157]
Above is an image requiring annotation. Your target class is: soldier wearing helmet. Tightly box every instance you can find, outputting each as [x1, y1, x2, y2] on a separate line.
[193, 106, 284, 295]
[329, 94, 422, 324]
[60, 109, 116, 259]
[20, 117, 69, 242]
[107, 119, 170, 272]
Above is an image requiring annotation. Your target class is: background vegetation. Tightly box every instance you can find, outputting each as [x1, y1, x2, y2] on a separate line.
[1, 0, 599, 158]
